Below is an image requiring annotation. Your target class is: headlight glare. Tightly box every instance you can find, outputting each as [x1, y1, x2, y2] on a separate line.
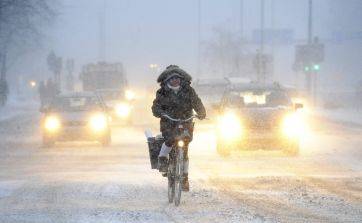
[282, 113, 305, 138]
[125, 90, 135, 101]
[44, 116, 61, 132]
[177, 140, 185, 147]
[218, 112, 242, 139]
[115, 103, 131, 118]
[90, 113, 107, 132]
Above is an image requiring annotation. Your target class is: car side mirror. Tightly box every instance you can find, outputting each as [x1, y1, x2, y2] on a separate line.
[294, 103, 303, 110]
[105, 106, 113, 113]
[211, 103, 220, 110]
[39, 106, 49, 113]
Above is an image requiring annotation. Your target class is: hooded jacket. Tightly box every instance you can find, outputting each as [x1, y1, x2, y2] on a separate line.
[156, 65, 192, 84]
[152, 66, 206, 133]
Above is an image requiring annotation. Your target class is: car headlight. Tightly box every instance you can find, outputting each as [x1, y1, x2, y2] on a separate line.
[115, 103, 131, 118]
[218, 111, 242, 139]
[44, 116, 61, 132]
[282, 113, 306, 138]
[89, 113, 108, 132]
[125, 90, 135, 101]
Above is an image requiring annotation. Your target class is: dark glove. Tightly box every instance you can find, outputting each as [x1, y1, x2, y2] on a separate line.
[196, 114, 206, 120]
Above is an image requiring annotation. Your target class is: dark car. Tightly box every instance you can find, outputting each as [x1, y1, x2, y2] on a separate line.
[215, 83, 305, 156]
[40, 92, 111, 147]
[95, 88, 134, 124]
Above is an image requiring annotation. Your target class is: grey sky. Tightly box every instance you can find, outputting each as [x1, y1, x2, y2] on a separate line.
[12, 0, 362, 90]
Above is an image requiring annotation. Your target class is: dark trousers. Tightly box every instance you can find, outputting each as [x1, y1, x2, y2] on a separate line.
[161, 122, 194, 160]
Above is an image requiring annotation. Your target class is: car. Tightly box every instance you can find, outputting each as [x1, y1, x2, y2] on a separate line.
[193, 78, 230, 106]
[215, 82, 305, 156]
[193, 77, 232, 118]
[95, 88, 133, 124]
[40, 92, 111, 147]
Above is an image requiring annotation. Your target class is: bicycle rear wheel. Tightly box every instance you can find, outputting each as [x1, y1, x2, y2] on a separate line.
[174, 147, 184, 206]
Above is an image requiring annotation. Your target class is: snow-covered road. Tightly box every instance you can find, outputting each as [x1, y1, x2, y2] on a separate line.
[0, 107, 361, 223]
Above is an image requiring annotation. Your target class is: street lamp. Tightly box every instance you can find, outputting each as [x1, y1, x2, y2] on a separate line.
[149, 64, 158, 69]
[29, 80, 37, 88]
[149, 64, 160, 77]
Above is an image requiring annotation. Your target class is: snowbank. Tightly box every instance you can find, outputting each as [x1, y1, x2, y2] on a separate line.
[0, 97, 39, 122]
[314, 108, 362, 126]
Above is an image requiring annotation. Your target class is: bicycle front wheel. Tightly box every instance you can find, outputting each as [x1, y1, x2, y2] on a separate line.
[167, 165, 175, 203]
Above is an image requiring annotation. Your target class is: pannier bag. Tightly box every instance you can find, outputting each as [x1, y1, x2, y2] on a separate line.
[146, 135, 164, 169]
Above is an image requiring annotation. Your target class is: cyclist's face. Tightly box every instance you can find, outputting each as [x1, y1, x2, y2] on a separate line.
[169, 77, 181, 87]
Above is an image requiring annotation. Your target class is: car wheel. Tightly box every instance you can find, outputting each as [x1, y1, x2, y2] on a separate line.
[283, 142, 299, 156]
[126, 117, 133, 125]
[101, 132, 111, 147]
[216, 142, 231, 157]
[43, 136, 55, 148]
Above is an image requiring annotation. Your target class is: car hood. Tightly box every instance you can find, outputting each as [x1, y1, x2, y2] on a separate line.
[238, 107, 292, 129]
[104, 100, 122, 108]
[49, 111, 96, 123]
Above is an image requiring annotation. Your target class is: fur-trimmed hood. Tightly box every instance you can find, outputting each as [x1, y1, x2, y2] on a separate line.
[157, 65, 192, 84]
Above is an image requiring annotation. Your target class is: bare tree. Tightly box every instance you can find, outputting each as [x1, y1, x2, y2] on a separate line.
[203, 27, 251, 77]
[0, 0, 57, 102]
[65, 58, 75, 91]
[47, 50, 62, 90]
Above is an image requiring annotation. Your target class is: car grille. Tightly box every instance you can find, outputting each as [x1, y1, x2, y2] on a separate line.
[64, 121, 87, 126]
[245, 117, 281, 130]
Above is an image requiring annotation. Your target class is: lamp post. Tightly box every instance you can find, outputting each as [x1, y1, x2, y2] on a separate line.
[149, 64, 159, 76]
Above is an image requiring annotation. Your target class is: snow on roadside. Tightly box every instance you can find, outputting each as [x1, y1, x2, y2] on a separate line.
[0, 181, 24, 199]
[0, 97, 38, 122]
[313, 108, 362, 126]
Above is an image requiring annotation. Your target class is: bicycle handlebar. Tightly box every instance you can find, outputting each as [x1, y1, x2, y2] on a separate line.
[162, 114, 199, 122]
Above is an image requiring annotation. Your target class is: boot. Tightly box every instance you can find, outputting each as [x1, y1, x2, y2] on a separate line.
[182, 173, 189, 192]
[158, 156, 168, 173]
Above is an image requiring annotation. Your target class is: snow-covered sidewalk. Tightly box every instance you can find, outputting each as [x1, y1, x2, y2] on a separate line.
[0, 98, 39, 122]
[313, 108, 362, 126]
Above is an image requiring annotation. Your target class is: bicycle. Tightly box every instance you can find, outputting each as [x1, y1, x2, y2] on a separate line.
[162, 114, 198, 206]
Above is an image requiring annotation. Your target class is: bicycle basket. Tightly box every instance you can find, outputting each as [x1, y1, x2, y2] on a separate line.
[147, 135, 164, 169]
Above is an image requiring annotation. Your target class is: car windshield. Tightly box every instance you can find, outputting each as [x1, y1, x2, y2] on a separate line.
[196, 85, 226, 104]
[50, 96, 102, 112]
[225, 90, 292, 108]
[97, 90, 124, 101]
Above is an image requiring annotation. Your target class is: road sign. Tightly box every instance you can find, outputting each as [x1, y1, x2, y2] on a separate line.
[294, 43, 324, 71]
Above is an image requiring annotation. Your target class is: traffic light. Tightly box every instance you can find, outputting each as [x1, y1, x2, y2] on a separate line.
[294, 41, 324, 72]
[313, 64, 320, 71]
[303, 64, 320, 72]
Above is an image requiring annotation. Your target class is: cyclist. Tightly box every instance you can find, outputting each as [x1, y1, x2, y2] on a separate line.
[152, 65, 206, 191]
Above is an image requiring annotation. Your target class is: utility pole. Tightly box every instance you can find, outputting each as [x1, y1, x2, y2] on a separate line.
[307, 0, 314, 104]
[98, 0, 106, 62]
[239, 0, 244, 38]
[258, 0, 266, 84]
[270, 0, 275, 81]
[271, 0, 275, 55]
[294, 0, 323, 105]
[197, 0, 201, 76]
[308, 0, 313, 44]
[66, 59, 75, 91]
